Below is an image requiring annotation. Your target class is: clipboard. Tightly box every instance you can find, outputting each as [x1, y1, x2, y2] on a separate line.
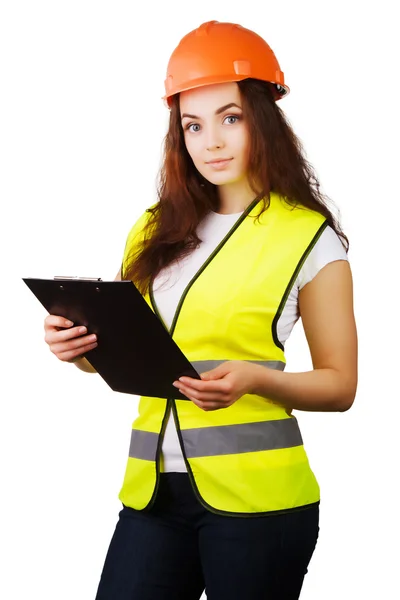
[22, 277, 201, 400]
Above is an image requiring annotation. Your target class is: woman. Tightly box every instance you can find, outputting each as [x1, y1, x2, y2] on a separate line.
[44, 20, 357, 600]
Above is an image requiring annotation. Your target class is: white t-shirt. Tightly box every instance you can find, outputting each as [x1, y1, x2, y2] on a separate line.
[152, 211, 348, 472]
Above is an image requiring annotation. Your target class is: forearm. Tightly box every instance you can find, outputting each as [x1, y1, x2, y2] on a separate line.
[70, 356, 97, 373]
[253, 366, 356, 412]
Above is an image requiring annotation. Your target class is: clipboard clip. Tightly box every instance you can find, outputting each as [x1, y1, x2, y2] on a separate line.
[54, 276, 102, 281]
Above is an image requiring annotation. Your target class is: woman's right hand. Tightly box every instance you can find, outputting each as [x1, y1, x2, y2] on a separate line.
[44, 315, 98, 362]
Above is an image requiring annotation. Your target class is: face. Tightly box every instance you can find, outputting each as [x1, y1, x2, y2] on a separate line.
[180, 82, 250, 188]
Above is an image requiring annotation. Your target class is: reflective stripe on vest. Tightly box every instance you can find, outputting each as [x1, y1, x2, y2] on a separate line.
[191, 359, 285, 372]
[129, 417, 302, 461]
[129, 429, 158, 461]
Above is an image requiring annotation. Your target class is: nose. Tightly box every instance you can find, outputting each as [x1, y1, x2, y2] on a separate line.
[205, 124, 225, 152]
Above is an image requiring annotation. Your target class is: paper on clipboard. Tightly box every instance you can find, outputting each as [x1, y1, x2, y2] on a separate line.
[22, 276, 200, 400]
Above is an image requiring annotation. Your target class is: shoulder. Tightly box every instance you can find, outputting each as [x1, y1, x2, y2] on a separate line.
[121, 206, 157, 277]
[256, 194, 327, 244]
[125, 205, 156, 254]
[262, 193, 327, 225]
[124, 206, 156, 247]
[297, 226, 348, 290]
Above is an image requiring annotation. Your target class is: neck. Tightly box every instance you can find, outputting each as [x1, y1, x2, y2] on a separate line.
[216, 179, 260, 214]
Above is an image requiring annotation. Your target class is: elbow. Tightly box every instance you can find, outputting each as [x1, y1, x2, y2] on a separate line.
[336, 385, 357, 413]
[337, 396, 355, 412]
[330, 369, 357, 412]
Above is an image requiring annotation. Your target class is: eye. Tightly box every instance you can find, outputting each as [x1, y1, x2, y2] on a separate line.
[185, 123, 201, 133]
[223, 115, 241, 125]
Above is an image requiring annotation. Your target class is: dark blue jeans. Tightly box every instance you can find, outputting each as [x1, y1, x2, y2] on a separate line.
[95, 473, 319, 600]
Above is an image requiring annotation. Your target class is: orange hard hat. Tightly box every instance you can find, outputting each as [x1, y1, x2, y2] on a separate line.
[163, 20, 289, 106]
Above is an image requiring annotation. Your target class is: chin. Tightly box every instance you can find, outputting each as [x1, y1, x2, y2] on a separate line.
[202, 172, 240, 187]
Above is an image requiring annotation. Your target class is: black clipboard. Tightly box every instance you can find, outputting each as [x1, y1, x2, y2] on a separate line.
[23, 277, 200, 400]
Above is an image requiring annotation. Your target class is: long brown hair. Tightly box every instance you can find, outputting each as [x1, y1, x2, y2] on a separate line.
[124, 79, 348, 292]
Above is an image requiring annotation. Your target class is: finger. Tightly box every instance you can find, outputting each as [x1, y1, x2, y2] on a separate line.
[176, 376, 205, 387]
[200, 362, 232, 381]
[44, 315, 74, 330]
[192, 399, 228, 412]
[50, 333, 97, 353]
[176, 384, 228, 404]
[55, 341, 98, 362]
[45, 326, 91, 345]
[175, 377, 229, 394]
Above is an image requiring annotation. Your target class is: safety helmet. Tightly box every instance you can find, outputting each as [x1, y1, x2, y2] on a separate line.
[163, 20, 289, 106]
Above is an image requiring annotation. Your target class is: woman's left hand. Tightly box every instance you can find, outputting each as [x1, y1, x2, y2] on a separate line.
[172, 361, 265, 411]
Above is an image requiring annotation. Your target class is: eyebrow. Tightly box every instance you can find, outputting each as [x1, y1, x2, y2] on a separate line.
[181, 102, 242, 120]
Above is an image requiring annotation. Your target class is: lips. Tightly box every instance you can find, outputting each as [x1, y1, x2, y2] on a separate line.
[205, 158, 233, 170]
[206, 158, 232, 164]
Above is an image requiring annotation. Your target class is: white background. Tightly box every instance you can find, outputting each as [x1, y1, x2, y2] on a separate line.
[1, 1, 399, 598]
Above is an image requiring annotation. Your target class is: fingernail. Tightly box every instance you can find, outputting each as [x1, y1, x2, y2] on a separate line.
[79, 326, 87, 334]
[65, 320, 73, 326]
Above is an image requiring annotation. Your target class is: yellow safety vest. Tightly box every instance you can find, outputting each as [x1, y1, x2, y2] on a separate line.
[119, 193, 327, 515]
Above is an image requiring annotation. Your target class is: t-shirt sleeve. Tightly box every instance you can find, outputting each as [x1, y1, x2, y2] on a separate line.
[297, 226, 349, 290]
